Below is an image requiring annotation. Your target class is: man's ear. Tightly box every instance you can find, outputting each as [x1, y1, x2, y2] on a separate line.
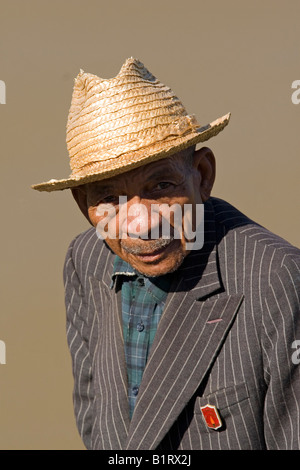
[71, 186, 93, 225]
[192, 147, 216, 202]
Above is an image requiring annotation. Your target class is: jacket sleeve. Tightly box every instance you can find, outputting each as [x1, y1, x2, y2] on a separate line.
[63, 237, 95, 450]
[262, 254, 300, 449]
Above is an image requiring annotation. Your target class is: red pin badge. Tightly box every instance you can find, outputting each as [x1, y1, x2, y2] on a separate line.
[200, 404, 222, 430]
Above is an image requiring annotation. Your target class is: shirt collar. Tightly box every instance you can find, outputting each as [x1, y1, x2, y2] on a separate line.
[113, 255, 137, 277]
[112, 255, 173, 296]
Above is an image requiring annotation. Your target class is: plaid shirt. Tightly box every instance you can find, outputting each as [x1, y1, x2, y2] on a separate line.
[112, 255, 173, 418]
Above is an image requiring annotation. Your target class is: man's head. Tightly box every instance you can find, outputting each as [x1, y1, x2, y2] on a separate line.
[31, 58, 229, 193]
[31, 57, 227, 276]
[72, 145, 215, 277]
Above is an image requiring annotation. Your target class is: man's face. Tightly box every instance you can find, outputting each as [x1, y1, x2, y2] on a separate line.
[75, 147, 215, 277]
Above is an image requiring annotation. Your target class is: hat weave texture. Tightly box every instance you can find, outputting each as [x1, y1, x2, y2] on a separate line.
[32, 58, 230, 192]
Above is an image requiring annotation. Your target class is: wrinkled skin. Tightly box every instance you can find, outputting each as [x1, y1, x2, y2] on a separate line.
[72, 146, 215, 277]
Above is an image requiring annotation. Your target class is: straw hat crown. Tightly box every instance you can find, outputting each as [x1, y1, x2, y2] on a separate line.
[32, 58, 230, 191]
[67, 58, 198, 176]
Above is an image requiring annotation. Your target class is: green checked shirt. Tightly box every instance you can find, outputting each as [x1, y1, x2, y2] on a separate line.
[112, 255, 173, 418]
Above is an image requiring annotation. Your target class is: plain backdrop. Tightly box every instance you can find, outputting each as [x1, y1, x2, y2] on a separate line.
[0, 0, 299, 450]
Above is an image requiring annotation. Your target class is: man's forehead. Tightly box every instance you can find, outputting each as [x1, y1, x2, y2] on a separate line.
[85, 155, 185, 192]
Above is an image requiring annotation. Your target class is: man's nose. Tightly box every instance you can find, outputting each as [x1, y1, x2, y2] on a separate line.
[119, 196, 160, 239]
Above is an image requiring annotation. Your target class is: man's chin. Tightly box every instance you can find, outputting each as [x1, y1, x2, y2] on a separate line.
[129, 252, 186, 278]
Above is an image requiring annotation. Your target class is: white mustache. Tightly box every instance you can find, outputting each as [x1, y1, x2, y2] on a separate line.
[121, 236, 174, 255]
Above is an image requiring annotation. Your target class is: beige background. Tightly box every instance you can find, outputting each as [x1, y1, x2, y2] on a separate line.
[0, 0, 299, 450]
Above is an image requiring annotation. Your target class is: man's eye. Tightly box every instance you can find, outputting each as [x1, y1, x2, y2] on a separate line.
[154, 182, 173, 191]
[101, 195, 119, 204]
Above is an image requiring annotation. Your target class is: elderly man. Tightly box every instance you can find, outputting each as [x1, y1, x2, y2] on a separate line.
[32, 58, 300, 450]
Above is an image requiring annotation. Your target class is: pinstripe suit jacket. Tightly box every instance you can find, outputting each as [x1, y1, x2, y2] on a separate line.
[64, 197, 300, 450]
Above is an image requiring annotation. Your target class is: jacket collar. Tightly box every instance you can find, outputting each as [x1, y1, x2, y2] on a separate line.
[174, 198, 224, 300]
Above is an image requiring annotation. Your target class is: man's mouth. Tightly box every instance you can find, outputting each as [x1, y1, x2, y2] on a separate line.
[121, 237, 177, 263]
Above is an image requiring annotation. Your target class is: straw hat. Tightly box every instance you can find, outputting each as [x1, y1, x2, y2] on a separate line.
[32, 58, 230, 192]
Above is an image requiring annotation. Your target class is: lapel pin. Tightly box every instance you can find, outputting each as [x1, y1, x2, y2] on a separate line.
[200, 404, 222, 430]
[206, 318, 223, 324]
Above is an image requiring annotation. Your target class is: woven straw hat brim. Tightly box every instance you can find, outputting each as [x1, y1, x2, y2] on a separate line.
[32, 112, 230, 192]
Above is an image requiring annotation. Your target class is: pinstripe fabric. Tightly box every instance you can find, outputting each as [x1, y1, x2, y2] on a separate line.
[64, 197, 300, 450]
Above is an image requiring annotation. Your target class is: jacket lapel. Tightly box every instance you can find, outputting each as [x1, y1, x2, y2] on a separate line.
[125, 290, 244, 449]
[125, 202, 244, 450]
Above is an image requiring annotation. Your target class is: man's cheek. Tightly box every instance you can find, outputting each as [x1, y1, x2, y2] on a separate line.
[105, 238, 122, 256]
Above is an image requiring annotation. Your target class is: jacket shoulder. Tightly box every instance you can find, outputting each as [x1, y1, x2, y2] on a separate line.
[210, 197, 300, 272]
[63, 227, 114, 287]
